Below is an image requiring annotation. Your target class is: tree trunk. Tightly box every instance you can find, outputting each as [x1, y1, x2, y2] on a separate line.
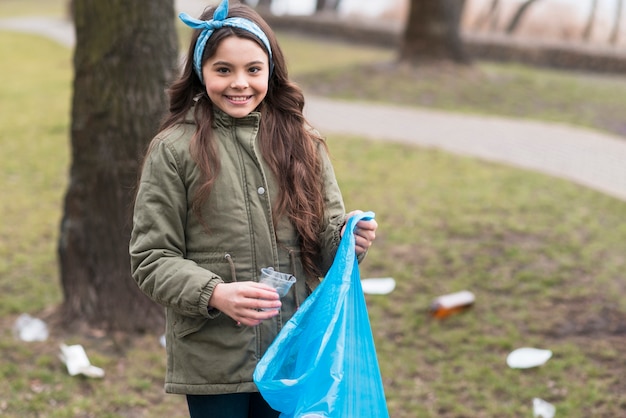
[315, 0, 329, 13]
[315, 0, 340, 13]
[400, 0, 469, 64]
[505, 0, 540, 34]
[582, 0, 598, 41]
[59, 0, 179, 333]
[609, 0, 623, 44]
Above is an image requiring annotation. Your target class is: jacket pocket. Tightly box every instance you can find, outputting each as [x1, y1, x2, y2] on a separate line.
[171, 310, 208, 338]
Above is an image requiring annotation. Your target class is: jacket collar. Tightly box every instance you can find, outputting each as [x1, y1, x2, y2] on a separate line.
[182, 104, 262, 128]
[213, 108, 261, 129]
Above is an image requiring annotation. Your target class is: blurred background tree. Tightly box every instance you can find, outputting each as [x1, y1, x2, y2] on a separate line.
[400, 0, 470, 64]
[58, 0, 178, 333]
[315, 0, 341, 13]
[610, 0, 623, 43]
[505, 0, 540, 34]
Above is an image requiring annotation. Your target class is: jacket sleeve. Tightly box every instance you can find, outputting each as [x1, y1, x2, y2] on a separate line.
[317, 144, 347, 275]
[129, 136, 222, 319]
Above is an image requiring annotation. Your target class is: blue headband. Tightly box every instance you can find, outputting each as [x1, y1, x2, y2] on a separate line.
[179, 0, 274, 84]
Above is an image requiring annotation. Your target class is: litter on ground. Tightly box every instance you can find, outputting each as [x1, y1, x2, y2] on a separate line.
[13, 313, 49, 342]
[507, 347, 553, 369]
[361, 277, 396, 295]
[59, 344, 105, 378]
[533, 397, 556, 418]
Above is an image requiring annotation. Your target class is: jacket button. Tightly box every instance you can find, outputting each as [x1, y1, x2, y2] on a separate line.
[257, 186, 266, 195]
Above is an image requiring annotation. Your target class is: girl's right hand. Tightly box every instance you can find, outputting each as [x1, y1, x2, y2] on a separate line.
[209, 282, 281, 326]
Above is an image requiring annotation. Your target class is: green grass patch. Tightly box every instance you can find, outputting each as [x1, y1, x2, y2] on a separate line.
[0, 0, 66, 18]
[1, 10, 626, 418]
[0, 31, 69, 316]
[329, 137, 626, 417]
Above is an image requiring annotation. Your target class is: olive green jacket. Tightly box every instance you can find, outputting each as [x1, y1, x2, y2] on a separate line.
[129, 109, 346, 395]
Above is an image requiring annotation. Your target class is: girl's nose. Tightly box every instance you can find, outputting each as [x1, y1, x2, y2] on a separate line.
[230, 73, 248, 89]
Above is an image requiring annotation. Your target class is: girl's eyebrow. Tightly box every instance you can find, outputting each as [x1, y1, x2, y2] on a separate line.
[211, 60, 232, 67]
[211, 60, 267, 67]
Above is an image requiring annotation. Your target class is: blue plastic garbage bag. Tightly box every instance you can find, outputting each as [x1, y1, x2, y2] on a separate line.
[254, 211, 389, 418]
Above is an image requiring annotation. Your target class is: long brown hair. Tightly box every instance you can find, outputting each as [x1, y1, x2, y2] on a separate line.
[160, 3, 328, 278]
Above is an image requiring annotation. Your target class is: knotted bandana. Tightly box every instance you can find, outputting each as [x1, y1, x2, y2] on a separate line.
[179, 0, 274, 84]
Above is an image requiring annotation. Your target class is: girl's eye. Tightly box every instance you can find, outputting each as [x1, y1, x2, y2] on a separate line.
[216, 67, 230, 74]
[249, 67, 261, 74]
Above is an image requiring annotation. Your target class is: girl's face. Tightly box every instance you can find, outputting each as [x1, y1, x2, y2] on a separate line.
[202, 36, 270, 119]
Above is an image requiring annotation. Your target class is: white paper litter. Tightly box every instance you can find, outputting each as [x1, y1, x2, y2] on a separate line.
[59, 344, 105, 378]
[13, 314, 49, 342]
[506, 347, 553, 369]
[533, 397, 556, 418]
[361, 277, 396, 295]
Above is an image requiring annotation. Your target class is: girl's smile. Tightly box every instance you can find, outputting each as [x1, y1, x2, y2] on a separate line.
[202, 36, 270, 118]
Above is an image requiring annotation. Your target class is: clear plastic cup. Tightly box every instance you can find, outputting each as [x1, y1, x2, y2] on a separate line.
[259, 267, 296, 299]
[259, 267, 296, 312]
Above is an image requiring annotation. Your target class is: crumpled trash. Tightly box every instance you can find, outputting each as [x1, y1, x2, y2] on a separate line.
[361, 277, 396, 295]
[429, 290, 475, 318]
[506, 347, 553, 369]
[13, 313, 49, 342]
[59, 344, 105, 378]
[533, 397, 556, 418]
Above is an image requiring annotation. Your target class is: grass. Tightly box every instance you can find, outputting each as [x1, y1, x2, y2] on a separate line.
[1, 1, 626, 417]
[0, 31, 68, 316]
[0, 0, 66, 17]
[334, 140, 626, 417]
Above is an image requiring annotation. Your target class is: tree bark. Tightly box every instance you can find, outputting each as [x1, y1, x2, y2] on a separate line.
[609, 0, 623, 44]
[315, 0, 340, 13]
[59, 0, 179, 333]
[400, 0, 469, 64]
[582, 0, 598, 41]
[505, 0, 541, 34]
[315, 0, 329, 13]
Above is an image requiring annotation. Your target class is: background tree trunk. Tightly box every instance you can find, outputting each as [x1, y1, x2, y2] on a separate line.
[59, 0, 179, 333]
[315, 0, 340, 13]
[505, 0, 540, 34]
[315, 0, 329, 13]
[609, 0, 623, 44]
[582, 0, 599, 41]
[399, 0, 469, 64]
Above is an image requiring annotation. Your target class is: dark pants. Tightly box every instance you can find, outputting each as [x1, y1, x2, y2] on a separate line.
[186, 392, 280, 418]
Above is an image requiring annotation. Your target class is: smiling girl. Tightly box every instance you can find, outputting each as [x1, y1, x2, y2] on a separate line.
[129, 1, 377, 416]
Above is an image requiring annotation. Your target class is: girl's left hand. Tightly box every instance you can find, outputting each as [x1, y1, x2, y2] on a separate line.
[342, 210, 378, 255]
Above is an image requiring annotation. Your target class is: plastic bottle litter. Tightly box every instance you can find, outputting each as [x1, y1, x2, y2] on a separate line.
[361, 277, 396, 295]
[59, 344, 105, 378]
[429, 290, 475, 318]
[13, 313, 49, 342]
[506, 347, 553, 369]
[533, 397, 556, 418]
